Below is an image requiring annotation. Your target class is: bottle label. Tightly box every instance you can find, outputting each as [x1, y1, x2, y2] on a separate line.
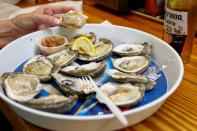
[164, 7, 188, 35]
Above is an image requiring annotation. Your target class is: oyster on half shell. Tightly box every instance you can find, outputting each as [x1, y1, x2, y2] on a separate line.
[52, 72, 94, 99]
[60, 60, 106, 77]
[23, 95, 77, 113]
[23, 55, 53, 82]
[109, 69, 156, 90]
[0, 72, 41, 102]
[47, 48, 77, 69]
[113, 42, 153, 57]
[78, 38, 113, 61]
[113, 56, 150, 74]
[100, 82, 145, 106]
[60, 10, 87, 28]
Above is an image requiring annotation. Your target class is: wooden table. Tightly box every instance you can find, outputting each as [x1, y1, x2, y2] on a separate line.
[1, 0, 197, 130]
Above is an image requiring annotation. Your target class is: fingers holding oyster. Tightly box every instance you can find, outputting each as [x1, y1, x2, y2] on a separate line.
[59, 10, 88, 28]
[50, 8, 88, 29]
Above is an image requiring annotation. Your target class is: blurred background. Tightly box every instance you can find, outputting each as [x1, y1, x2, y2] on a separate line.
[0, 0, 196, 130]
[1, 0, 196, 31]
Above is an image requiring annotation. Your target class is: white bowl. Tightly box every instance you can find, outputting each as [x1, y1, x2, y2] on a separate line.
[37, 35, 68, 56]
[0, 24, 184, 131]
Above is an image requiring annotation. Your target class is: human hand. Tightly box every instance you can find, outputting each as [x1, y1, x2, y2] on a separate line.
[11, 5, 75, 35]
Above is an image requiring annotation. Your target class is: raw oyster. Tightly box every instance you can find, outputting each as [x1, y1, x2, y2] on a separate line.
[78, 38, 113, 61]
[52, 72, 94, 99]
[23, 55, 53, 82]
[109, 69, 156, 90]
[100, 82, 145, 106]
[113, 42, 152, 57]
[60, 10, 87, 28]
[113, 56, 150, 74]
[60, 60, 106, 77]
[0, 72, 41, 102]
[23, 95, 77, 113]
[47, 49, 77, 69]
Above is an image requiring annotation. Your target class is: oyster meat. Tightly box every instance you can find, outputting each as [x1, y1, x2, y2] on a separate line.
[113, 42, 153, 57]
[60, 10, 87, 28]
[78, 38, 113, 61]
[100, 82, 145, 106]
[52, 72, 94, 98]
[60, 60, 106, 77]
[23, 55, 53, 82]
[0, 73, 41, 102]
[109, 69, 156, 90]
[47, 49, 77, 69]
[23, 95, 77, 113]
[113, 56, 150, 74]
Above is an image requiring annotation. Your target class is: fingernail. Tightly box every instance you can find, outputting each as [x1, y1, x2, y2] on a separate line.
[54, 19, 60, 25]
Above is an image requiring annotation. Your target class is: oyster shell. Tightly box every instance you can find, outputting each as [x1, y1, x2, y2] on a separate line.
[60, 10, 87, 28]
[78, 38, 113, 61]
[47, 49, 77, 69]
[109, 69, 156, 90]
[23, 95, 77, 113]
[1, 72, 41, 102]
[100, 82, 145, 106]
[0, 73, 10, 94]
[41, 84, 63, 95]
[113, 42, 153, 57]
[23, 55, 53, 82]
[113, 56, 150, 74]
[60, 60, 106, 77]
[52, 72, 93, 99]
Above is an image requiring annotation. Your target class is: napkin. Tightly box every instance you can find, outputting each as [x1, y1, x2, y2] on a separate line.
[8, 1, 83, 19]
[100, 20, 112, 25]
[0, 2, 21, 20]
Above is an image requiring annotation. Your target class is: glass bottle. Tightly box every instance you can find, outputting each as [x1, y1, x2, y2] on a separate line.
[162, 0, 197, 63]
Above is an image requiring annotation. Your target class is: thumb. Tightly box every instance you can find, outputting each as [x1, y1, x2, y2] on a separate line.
[32, 14, 60, 27]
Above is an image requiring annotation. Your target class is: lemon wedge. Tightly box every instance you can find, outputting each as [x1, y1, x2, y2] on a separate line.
[72, 37, 96, 56]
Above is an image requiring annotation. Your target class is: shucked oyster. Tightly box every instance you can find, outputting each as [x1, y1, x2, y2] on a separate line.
[113, 56, 150, 74]
[109, 69, 156, 90]
[23, 55, 53, 82]
[60, 60, 106, 77]
[60, 10, 87, 28]
[113, 42, 153, 57]
[100, 82, 145, 106]
[23, 95, 77, 113]
[52, 72, 94, 99]
[0, 72, 41, 102]
[47, 49, 77, 69]
[78, 38, 113, 61]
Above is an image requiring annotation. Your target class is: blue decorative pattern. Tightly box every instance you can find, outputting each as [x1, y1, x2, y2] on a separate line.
[15, 56, 168, 115]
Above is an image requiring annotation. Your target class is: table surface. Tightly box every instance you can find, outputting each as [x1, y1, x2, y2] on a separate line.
[1, 0, 197, 130]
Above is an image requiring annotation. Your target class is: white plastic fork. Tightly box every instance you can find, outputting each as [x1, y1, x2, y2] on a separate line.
[80, 76, 128, 126]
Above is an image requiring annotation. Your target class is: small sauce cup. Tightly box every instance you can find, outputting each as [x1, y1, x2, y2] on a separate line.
[37, 35, 68, 56]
